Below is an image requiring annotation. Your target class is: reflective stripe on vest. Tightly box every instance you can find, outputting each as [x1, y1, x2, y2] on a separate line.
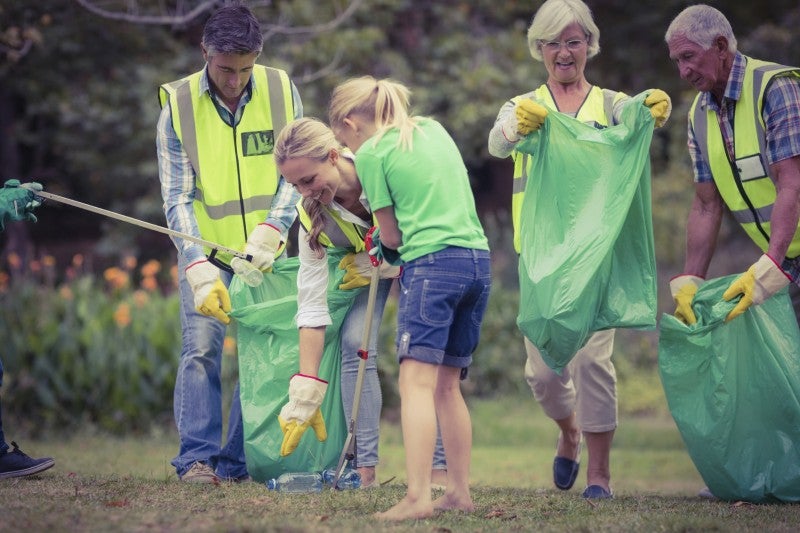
[297, 201, 368, 251]
[689, 56, 800, 258]
[159, 65, 294, 265]
[510, 86, 622, 252]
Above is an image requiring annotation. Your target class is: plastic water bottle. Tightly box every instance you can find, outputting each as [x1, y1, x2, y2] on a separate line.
[322, 468, 362, 490]
[265, 472, 323, 493]
[230, 257, 264, 287]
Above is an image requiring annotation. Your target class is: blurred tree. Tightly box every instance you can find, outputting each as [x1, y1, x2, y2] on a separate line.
[1, 0, 798, 278]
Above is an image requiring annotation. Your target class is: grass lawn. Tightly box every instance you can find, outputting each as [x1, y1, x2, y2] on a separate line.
[3, 394, 799, 532]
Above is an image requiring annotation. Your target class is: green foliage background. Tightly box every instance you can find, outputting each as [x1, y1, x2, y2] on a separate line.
[1, 1, 799, 432]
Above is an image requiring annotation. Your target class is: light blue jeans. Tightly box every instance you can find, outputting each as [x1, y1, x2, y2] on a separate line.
[172, 256, 247, 480]
[341, 279, 446, 469]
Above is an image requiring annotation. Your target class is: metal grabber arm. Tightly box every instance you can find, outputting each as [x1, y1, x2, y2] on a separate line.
[22, 188, 264, 287]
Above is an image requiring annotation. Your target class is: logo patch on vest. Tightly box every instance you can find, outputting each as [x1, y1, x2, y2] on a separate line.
[241, 130, 274, 156]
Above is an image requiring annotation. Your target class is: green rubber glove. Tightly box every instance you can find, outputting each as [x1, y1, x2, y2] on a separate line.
[364, 226, 402, 266]
[0, 179, 43, 230]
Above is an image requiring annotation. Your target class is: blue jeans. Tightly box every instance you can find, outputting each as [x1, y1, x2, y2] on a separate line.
[340, 279, 446, 469]
[0, 357, 7, 454]
[172, 256, 247, 479]
[397, 247, 492, 369]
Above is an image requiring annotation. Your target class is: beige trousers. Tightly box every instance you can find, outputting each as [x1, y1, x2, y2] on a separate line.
[523, 329, 617, 433]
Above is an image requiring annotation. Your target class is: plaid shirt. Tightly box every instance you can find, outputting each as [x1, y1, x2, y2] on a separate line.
[156, 66, 302, 264]
[688, 52, 800, 280]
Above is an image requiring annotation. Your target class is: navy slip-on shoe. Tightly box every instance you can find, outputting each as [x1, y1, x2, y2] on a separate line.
[553, 456, 580, 490]
[553, 433, 582, 490]
[582, 484, 614, 499]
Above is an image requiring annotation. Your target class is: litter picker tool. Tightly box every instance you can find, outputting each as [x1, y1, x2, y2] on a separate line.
[23, 188, 264, 287]
[332, 263, 381, 489]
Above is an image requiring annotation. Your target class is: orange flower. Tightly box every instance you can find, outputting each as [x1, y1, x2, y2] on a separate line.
[104, 266, 130, 290]
[132, 289, 149, 308]
[7, 252, 21, 269]
[0, 271, 8, 292]
[72, 254, 84, 267]
[42, 255, 56, 267]
[122, 255, 137, 271]
[140, 259, 161, 278]
[59, 285, 74, 300]
[114, 302, 131, 328]
[140, 275, 158, 292]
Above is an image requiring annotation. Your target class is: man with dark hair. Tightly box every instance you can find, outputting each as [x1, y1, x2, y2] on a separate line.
[157, 2, 302, 483]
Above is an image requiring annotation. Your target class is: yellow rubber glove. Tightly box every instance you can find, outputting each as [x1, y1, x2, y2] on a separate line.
[644, 89, 672, 128]
[278, 374, 328, 456]
[669, 274, 704, 325]
[722, 254, 791, 322]
[338, 253, 370, 290]
[337, 251, 401, 290]
[515, 99, 549, 135]
[185, 260, 232, 324]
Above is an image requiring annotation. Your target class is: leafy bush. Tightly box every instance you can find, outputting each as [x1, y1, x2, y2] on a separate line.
[0, 253, 191, 434]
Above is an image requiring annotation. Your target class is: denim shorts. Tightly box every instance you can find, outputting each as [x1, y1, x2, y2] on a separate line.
[396, 246, 492, 371]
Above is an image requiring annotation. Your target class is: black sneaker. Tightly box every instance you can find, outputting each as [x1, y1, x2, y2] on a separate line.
[0, 441, 55, 479]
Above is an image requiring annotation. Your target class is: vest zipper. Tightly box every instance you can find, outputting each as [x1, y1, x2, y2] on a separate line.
[232, 121, 248, 243]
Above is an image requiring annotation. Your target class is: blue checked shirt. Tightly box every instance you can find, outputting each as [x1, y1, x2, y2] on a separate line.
[156, 65, 302, 264]
[688, 52, 800, 280]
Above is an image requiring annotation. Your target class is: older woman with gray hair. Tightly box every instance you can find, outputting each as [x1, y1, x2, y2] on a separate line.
[488, 0, 670, 500]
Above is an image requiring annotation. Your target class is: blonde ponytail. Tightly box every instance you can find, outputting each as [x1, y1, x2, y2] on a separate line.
[328, 76, 423, 151]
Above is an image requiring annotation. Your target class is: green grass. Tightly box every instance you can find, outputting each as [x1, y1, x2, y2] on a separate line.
[3, 394, 799, 532]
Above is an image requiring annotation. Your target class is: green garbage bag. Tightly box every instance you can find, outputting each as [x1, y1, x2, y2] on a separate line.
[228, 250, 361, 482]
[659, 275, 800, 502]
[516, 92, 657, 373]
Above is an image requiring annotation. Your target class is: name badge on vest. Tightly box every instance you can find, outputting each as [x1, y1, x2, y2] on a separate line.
[241, 130, 274, 156]
[736, 154, 768, 182]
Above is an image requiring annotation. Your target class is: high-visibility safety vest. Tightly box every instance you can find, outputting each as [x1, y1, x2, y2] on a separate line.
[690, 56, 800, 259]
[510, 85, 624, 252]
[296, 201, 370, 252]
[159, 65, 294, 267]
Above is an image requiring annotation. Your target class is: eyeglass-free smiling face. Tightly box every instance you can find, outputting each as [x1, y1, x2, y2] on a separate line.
[540, 22, 589, 86]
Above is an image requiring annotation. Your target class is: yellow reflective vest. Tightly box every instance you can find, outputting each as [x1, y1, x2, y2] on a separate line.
[159, 65, 294, 266]
[297, 201, 369, 252]
[510, 85, 625, 252]
[689, 56, 800, 259]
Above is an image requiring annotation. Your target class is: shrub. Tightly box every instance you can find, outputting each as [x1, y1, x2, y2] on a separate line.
[0, 253, 188, 434]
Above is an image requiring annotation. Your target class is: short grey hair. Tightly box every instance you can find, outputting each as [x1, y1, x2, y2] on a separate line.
[202, 2, 264, 57]
[665, 4, 737, 52]
[527, 0, 601, 62]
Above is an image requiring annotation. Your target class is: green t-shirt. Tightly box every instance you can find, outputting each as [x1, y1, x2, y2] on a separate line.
[355, 118, 489, 262]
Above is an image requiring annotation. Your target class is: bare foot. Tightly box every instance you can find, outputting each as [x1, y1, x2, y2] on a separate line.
[374, 496, 434, 521]
[433, 492, 474, 513]
[431, 468, 447, 488]
[358, 466, 377, 488]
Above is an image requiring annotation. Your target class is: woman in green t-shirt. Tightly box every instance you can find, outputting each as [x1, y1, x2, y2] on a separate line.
[328, 76, 491, 521]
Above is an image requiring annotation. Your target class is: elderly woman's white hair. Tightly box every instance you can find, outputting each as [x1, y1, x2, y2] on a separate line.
[665, 4, 738, 52]
[527, 0, 601, 62]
